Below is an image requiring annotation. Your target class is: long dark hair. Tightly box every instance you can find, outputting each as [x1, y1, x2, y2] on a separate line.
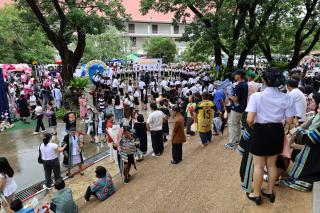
[115, 95, 120, 106]
[313, 93, 320, 112]
[0, 157, 14, 177]
[43, 133, 52, 146]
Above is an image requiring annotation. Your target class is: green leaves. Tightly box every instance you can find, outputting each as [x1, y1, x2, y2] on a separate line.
[70, 77, 90, 90]
[78, 25, 132, 62]
[0, 5, 55, 64]
[143, 37, 178, 63]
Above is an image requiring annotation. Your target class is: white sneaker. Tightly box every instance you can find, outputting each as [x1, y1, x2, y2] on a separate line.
[42, 184, 52, 190]
[41, 130, 46, 133]
[33, 132, 39, 135]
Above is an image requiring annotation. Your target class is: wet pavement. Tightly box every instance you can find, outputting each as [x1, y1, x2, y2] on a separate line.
[0, 120, 108, 191]
[0, 106, 169, 192]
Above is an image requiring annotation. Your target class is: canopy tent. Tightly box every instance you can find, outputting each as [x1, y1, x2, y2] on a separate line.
[0, 68, 9, 115]
[126, 53, 139, 61]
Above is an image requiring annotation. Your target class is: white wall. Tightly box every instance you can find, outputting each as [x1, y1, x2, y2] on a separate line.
[126, 22, 187, 55]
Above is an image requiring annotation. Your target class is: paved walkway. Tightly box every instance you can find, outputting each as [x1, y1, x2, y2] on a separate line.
[66, 133, 311, 213]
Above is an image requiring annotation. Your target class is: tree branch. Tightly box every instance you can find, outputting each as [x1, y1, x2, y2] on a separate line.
[187, 4, 212, 28]
[301, 22, 317, 42]
[299, 27, 320, 60]
[25, 0, 60, 49]
[73, 28, 86, 67]
[52, 0, 68, 36]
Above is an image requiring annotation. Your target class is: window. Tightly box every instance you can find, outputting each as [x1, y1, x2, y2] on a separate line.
[173, 25, 179, 34]
[152, 24, 158, 34]
[128, 23, 135, 33]
[130, 37, 136, 46]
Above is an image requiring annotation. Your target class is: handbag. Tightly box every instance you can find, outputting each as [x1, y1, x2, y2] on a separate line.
[191, 123, 198, 132]
[0, 193, 8, 213]
[38, 144, 43, 164]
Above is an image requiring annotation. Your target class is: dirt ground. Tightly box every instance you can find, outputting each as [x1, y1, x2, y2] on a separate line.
[77, 134, 311, 213]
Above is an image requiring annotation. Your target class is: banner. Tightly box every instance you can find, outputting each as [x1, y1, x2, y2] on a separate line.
[133, 58, 162, 71]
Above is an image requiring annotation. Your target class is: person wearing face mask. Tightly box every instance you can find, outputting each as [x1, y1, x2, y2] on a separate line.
[39, 133, 66, 190]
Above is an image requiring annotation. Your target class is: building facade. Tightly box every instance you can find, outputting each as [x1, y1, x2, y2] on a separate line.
[125, 21, 187, 55]
[122, 0, 193, 56]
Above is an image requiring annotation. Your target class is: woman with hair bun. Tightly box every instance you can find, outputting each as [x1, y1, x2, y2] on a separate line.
[39, 133, 66, 189]
[245, 67, 296, 205]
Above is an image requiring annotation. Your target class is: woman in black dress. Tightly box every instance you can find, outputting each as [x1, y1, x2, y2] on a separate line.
[17, 94, 30, 124]
[134, 114, 148, 154]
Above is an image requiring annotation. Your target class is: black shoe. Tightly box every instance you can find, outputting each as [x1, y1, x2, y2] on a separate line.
[261, 189, 275, 203]
[171, 160, 179, 164]
[124, 177, 129, 184]
[246, 193, 262, 206]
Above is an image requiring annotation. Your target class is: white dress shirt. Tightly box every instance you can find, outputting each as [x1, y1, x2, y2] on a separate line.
[288, 88, 307, 122]
[246, 87, 296, 124]
[147, 110, 165, 131]
[139, 81, 146, 90]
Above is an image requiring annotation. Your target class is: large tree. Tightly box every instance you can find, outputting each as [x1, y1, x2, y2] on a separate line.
[259, 0, 320, 69]
[143, 37, 177, 63]
[15, 0, 129, 83]
[79, 25, 133, 62]
[0, 5, 54, 64]
[141, 0, 280, 71]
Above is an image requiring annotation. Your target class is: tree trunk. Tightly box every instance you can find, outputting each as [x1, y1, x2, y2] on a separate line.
[259, 41, 273, 62]
[288, 55, 301, 69]
[237, 48, 250, 68]
[60, 49, 76, 84]
[226, 54, 235, 71]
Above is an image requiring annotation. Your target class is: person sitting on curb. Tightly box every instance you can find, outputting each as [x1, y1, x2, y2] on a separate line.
[84, 166, 115, 202]
[50, 179, 78, 213]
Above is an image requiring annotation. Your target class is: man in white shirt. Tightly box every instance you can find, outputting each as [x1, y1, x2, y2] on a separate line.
[112, 78, 119, 94]
[181, 85, 190, 97]
[147, 102, 165, 157]
[160, 79, 168, 94]
[287, 79, 307, 124]
[139, 80, 146, 102]
[29, 91, 37, 119]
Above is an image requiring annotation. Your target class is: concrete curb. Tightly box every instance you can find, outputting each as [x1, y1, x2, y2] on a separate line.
[314, 181, 320, 213]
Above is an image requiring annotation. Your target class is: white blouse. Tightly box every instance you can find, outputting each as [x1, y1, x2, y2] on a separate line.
[0, 173, 17, 197]
[246, 87, 296, 124]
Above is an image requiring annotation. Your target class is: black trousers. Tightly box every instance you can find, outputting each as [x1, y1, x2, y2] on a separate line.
[35, 115, 45, 132]
[119, 88, 124, 96]
[151, 130, 164, 155]
[140, 89, 144, 102]
[172, 144, 182, 163]
[85, 186, 97, 201]
[31, 105, 36, 119]
[43, 158, 61, 188]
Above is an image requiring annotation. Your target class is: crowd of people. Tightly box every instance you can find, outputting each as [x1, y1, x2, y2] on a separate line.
[1, 60, 320, 211]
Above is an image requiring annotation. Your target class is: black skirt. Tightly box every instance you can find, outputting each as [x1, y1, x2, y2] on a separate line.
[250, 123, 284, 156]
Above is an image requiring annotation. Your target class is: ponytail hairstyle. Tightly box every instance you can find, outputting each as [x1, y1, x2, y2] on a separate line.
[43, 133, 52, 146]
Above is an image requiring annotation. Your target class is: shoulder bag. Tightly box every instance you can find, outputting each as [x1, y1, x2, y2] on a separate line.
[38, 144, 43, 164]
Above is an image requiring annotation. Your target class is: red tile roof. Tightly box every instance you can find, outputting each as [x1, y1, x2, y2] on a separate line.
[0, 0, 11, 7]
[122, 0, 193, 23]
[1, 0, 194, 23]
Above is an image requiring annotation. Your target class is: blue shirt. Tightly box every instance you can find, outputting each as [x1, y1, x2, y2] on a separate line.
[16, 208, 35, 213]
[214, 89, 225, 112]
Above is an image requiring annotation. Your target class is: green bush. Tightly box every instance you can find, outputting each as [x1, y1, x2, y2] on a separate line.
[70, 77, 89, 90]
[55, 108, 80, 119]
[56, 108, 67, 119]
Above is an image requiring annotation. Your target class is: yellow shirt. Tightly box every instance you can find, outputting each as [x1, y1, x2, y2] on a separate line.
[197, 100, 215, 132]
